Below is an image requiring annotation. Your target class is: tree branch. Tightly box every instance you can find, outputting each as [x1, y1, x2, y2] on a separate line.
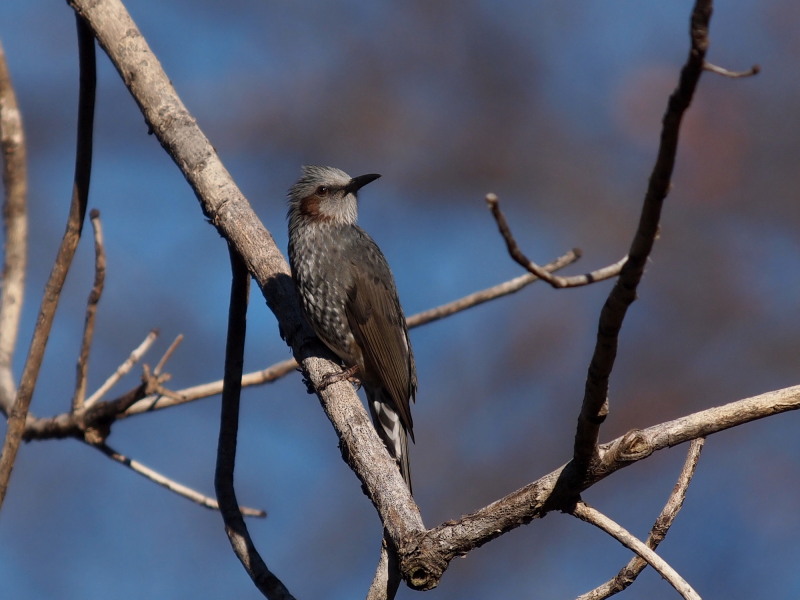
[20, 254, 582, 438]
[215, 244, 294, 599]
[401, 384, 799, 590]
[96, 442, 265, 518]
[486, 195, 627, 289]
[83, 329, 158, 408]
[578, 438, 705, 600]
[408, 249, 582, 325]
[703, 61, 759, 78]
[571, 0, 713, 483]
[0, 39, 28, 417]
[569, 501, 701, 600]
[72, 208, 106, 410]
[0, 14, 95, 510]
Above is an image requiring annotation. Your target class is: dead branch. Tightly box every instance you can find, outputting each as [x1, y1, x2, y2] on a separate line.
[703, 61, 760, 78]
[485, 194, 628, 289]
[96, 442, 265, 518]
[83, 329, 159, 408]
[569, 502, 701, 600]
[0, 39, 28, 416]
[368, 534, 402, 600]
[0, 15, 95, 510]
[570, 0, 713, 485]
[578, 438, 705, 600]
[73, 208, 106, 410]
[400, 385, 799, 590]
[215, 244, 294, 599]
[153, 333, 183, 376]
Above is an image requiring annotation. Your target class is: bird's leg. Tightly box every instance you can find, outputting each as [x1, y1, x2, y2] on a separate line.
[318, 364, 362, 391]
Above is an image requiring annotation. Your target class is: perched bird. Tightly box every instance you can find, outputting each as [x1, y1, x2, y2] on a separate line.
[287, 166, 417, 491]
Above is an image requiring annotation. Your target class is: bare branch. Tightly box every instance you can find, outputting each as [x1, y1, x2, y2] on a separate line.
[0, 15, 95, 510]
[703, 61, 760, 78]
[123, 357, 296, 416]
[401, 385, 799, 590]
[83, 329, 158, 408]
[571, 0, 713, 481]
[73, 209, 106, 410]
[486, 194, 626, 289]
[368, 536, 401, 600]
[95, 442, 265, 518]
[578, 438, 705, 600]
[153, 333, 183, 376]
[0, 40, 28, 417]
[569, 501, 701, 600]
[216, 245, 294, 599]
[408, 249, 582, 326]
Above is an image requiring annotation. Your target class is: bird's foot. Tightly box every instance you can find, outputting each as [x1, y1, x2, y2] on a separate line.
[318, 364, 361, 391]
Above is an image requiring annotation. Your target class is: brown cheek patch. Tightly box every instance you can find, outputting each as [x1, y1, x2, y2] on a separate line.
[299, 195, 320, 218]
[299, 194, 336, 222]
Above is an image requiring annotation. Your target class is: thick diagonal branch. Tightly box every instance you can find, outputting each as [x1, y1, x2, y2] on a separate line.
[67, 0, 424, 552]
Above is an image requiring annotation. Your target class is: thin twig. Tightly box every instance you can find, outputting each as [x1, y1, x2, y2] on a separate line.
[83, 329, 158, 408]
[154, 333, 183, 376]
[571, 0, 713, 481]
[578, 438, 705, 600]
[570, 501, 701, 600]
[123, 358, 298, 416]
[0, 15, 95, 510]
[408, 249, 585, 327]
[703, 61, 759, 78]
[73, 208, 106, 410]
[215, 245, 294, 599]
[0, 40, 28, 416]
[95, 442, 265, 517]
[486, 195, 626, 289]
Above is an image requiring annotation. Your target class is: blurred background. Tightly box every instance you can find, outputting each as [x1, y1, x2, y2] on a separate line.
[1, 1, 799, 598]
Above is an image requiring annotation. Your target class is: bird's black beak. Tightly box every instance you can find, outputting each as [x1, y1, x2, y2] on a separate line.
[345, 173, 381, 195]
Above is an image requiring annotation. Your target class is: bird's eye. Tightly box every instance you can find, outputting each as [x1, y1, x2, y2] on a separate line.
[316, 185, 329, 195]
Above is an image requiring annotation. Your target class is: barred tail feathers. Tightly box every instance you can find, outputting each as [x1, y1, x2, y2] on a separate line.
[367, 388, 412, 493]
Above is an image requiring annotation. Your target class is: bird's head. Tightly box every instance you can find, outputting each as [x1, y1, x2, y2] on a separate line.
[287, 165, 381, 226]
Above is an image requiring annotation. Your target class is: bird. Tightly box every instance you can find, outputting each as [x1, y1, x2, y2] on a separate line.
[287, 165, 417, 492]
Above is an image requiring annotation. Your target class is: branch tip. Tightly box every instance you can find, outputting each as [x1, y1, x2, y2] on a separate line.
[703, 61, 760, 78]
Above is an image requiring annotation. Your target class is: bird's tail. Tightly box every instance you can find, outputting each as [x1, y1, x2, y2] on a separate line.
[367, 388, 412, 494]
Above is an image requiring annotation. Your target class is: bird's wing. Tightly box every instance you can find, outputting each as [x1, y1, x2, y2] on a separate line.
[344, 264, 415, 437]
